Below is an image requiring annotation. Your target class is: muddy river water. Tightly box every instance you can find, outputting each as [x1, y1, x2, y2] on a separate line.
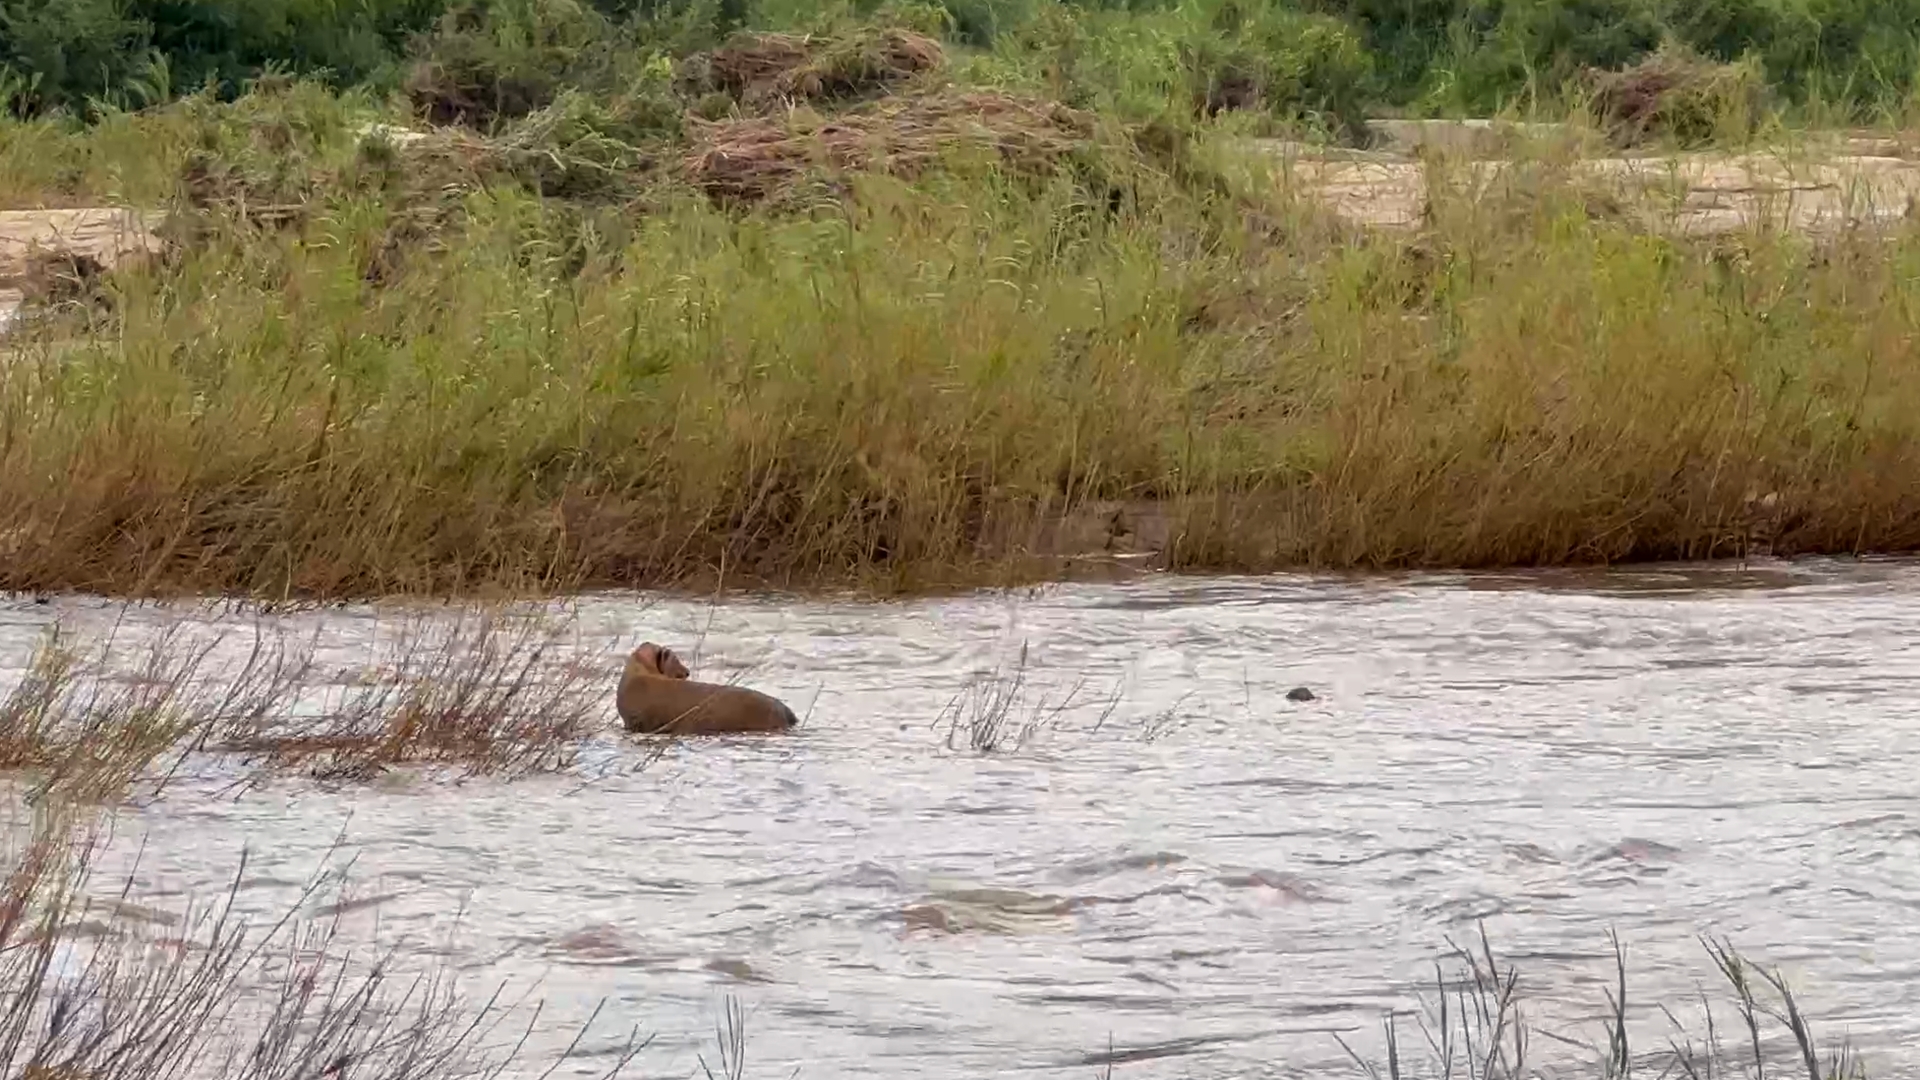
[3, 558, 1919, 1078]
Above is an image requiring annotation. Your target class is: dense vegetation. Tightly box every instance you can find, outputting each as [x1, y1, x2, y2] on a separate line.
[8, 0, 1920, 128]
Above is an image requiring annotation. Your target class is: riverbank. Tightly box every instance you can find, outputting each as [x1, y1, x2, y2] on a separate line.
[6, 25, 1920, 601]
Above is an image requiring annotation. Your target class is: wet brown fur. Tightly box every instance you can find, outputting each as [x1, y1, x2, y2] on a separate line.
[616, 642, 800, 735]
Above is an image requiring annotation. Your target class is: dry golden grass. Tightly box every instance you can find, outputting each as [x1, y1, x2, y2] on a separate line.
[692, 26, 947, 109]
[683, 89, 1097, 206]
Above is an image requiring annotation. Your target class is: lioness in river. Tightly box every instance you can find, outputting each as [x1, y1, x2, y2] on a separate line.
[616, 642, 800, 735]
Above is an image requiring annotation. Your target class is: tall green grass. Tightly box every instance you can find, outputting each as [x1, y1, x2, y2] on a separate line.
[4, 100, 1919, 599]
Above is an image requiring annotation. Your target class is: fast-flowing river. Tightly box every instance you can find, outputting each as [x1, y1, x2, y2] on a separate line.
[3, 557, 1918, 1078]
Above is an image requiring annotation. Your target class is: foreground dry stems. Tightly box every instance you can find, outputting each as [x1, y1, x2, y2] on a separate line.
[1338, 925, 1866, 1079]
[0, 813, 647, 1080]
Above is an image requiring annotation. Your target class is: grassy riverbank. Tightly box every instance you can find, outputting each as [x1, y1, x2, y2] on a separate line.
[6, 3, 1920, 600]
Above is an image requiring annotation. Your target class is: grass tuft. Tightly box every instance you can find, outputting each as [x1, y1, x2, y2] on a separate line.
[935, 640, 1120, 753]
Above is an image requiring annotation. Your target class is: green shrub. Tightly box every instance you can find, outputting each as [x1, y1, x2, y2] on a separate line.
[1771, 0, 1920, 113]
[1312, 0, 1490, 103]
[1428, 0, 1667, 112]
[1, 0, 438, 115]
[0, 0, 158, 114]
[1191, 0, 1373, 132]
[938, 0, 1036, 46]
[1665, 0, 1812, 67]
[402, 0, 627, 126]
[989, 0, 1369, 134]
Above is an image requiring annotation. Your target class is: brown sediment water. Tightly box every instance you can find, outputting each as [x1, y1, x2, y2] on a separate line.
[2, 556, 1917, 1076]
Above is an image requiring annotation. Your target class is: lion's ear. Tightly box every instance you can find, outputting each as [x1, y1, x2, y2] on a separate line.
[658, 647, 691, 679]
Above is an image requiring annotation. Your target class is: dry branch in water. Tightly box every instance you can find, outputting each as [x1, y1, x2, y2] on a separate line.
[0, 621, 292, 803]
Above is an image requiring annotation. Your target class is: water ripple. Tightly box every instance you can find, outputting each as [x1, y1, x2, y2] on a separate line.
[5, 556, 1920, 1076]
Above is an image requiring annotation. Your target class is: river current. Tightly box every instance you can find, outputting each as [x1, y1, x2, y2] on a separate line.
[2, 557, 1918, 1078]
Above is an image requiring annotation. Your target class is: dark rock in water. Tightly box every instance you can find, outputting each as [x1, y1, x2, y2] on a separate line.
[1285, 686, 1316, 702]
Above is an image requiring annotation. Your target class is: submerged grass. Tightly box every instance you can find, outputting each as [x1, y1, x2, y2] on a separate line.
[0, 607, 618, 796]
[206, 609, 610, 783]
[0, 620, 275, 803]
[935, 639, 1123, 753]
